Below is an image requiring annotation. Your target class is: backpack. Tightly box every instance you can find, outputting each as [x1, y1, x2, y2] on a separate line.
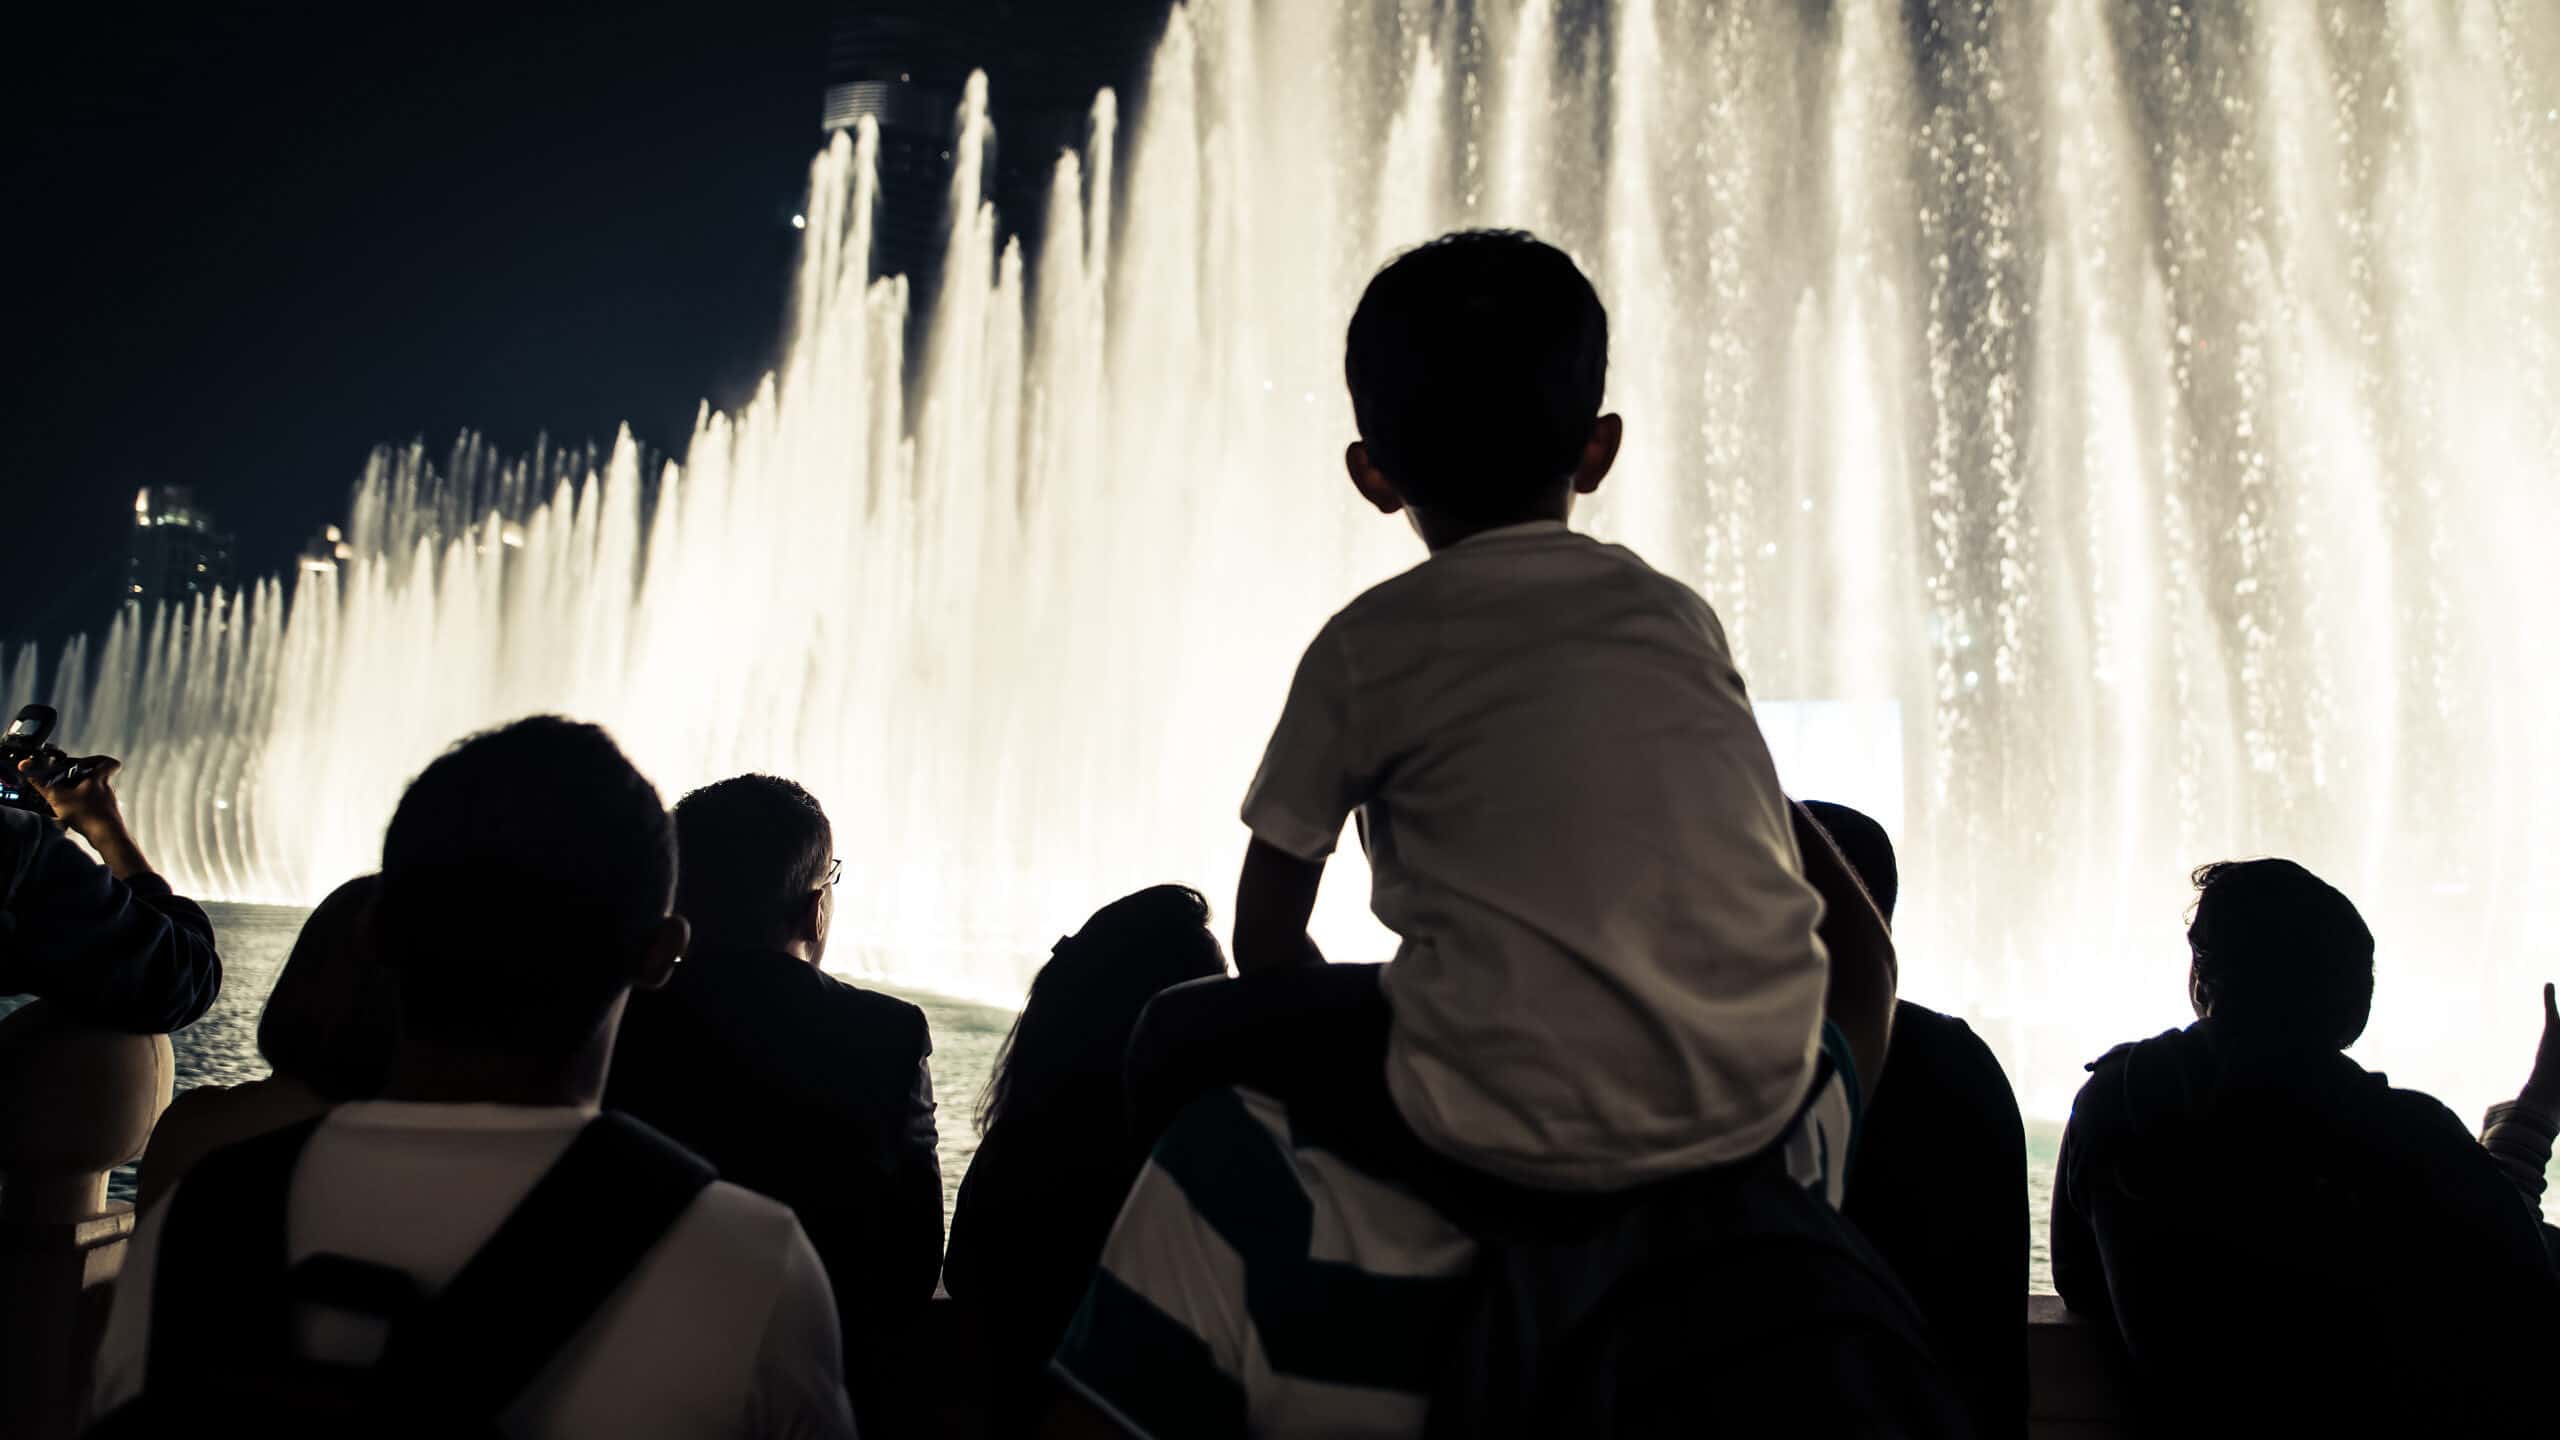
[87, 1110, 714, 1439]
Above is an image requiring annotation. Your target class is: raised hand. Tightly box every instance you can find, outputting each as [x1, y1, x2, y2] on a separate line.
[2521, 981, 2560, 1116]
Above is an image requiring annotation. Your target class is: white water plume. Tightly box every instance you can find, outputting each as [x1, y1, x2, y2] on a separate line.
[13, 1, 2560, 1126]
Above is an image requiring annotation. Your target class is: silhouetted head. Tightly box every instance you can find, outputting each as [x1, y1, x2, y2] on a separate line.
[375, 716, 683, 1061]
[1802, 800, 1898, 920]
[256, 873, 396, 1101]
[978, 884, 1227, 1136]
[673, 774, 834, 964]
[1343, 229, 1621, 543]
[2185, 858, 2374, 1050]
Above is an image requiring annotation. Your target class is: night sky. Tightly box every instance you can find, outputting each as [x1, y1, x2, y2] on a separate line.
[7, 3, 838, 650]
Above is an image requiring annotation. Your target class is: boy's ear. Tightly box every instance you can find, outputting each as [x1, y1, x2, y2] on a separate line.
[1345, 441, 1405, 515]
[1572, 414, 1624, 495]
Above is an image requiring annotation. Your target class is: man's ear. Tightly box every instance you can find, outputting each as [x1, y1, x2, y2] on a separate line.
[634, 914, 688, 992]
[1572, 414, 1625, 495]
[1345, 441, 1405, 515]
[802, 886, 830, 947]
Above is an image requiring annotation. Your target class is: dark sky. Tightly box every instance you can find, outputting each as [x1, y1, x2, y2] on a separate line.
[6, 3, 837, 650]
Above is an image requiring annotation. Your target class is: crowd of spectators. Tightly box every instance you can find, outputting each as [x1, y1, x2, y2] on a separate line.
[8, 229, 2552, 1438]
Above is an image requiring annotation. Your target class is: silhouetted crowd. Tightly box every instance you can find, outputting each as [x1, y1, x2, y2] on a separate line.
[6, 231, 2554, 1439]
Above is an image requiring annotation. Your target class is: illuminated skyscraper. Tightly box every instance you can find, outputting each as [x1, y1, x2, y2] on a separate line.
[821, 1, 1165, 298]
[125, 486, 234, 612]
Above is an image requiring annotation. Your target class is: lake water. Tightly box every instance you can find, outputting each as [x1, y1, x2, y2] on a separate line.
[83, 903, 2069, 1290]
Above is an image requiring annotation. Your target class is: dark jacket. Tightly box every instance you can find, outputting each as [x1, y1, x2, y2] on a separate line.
[604, 945, 940, 1429]
[0, 807, 221, 1033]
[2052, 1019, 2560, 1435]
[1845, 1001, 2027, 1440]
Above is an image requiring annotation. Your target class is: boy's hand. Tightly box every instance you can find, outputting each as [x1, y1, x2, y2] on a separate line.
[2520, 982, 2560, 1116]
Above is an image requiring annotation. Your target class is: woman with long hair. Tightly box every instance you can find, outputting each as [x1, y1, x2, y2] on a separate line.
[943, 884, 1226, 1427]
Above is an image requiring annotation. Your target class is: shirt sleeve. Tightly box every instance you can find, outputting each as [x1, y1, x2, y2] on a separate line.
[0, 811, 223, 1033]
[2479, 1099, 2557, 1208]
[747, 1223, 861, 1440]
[1238, 624, 1362, 862]
[893, 1050, 946, 1300]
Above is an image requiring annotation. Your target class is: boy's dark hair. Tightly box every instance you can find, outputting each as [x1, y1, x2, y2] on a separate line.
[376, 716, 674, 1056]
[1345, 229, 1608, 521]
[2186, 858, 2375, 1050]
[673, 774, 833, 946]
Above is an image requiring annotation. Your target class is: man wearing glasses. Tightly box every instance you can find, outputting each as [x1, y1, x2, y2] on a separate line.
[607, 774, 941, 1437]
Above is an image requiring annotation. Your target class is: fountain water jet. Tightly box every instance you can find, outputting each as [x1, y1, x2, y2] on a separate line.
[12, 1, 2559, 1131]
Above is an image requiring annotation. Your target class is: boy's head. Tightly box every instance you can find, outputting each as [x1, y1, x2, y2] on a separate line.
[374, 715, 684, 1062]
[1343, 230, 1619, 541]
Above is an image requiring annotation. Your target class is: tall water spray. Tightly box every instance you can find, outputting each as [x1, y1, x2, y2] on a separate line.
[15, 0, 2560, 1120]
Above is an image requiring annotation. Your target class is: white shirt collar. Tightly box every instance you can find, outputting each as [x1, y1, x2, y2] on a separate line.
[1446, 518, 1574, 550]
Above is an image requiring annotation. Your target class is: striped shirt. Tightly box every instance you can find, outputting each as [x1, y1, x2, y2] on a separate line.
[1052, 1024, 1860, 1438]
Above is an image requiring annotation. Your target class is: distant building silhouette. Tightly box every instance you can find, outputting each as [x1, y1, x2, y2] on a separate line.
[821, 0, 1165, 297]
[125, 487, 233, 613]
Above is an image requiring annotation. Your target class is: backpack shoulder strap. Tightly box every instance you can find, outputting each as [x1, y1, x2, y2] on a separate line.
[376, 1111, 715, 1419]
[147, 1115, 332, 1379]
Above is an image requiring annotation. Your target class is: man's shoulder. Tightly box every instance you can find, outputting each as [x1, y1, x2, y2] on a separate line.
[2369, 1078, 2482, 1149]
[639, 1178, 828, 1320]
[1881, 1001, 2019, 1112]
[689, 1175, 816, 1242]
[807, 972, 930, 1053]
[2082, 1025, 2191, 1076]
[2063, 1026, 2191, 1144]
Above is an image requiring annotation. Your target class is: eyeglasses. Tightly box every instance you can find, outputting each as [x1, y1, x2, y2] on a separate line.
[826, 857, 843, 889]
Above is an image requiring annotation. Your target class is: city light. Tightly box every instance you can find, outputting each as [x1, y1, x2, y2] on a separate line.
[791, 213, 808, 230]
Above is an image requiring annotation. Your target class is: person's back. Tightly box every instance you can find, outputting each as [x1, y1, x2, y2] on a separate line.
[605, 773, 937, 1435]
[1804, 801, 2026, 1440]
[2052, 859, 2559, 1434]
[1232, 230, 1832, 1192]
[90, 719, 854, 1439]
[944, 885, 1227, 1427]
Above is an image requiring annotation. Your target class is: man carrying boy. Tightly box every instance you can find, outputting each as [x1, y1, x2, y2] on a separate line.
[1056, 231, 1904, 1437]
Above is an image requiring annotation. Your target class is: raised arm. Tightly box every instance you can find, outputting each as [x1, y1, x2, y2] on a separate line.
[2, 756, 222, 1033]
[2480, 981, 2559, 1215]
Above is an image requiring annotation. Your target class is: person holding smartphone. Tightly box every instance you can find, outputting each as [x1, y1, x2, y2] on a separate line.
[1, 749, 222, 1033]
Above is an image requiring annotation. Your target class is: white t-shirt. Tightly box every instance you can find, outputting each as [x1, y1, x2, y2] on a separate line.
[1243, 520, 1828, 1190]
[91, 1101, 858, 1439]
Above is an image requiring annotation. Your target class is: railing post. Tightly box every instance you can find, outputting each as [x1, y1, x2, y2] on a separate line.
[0, 1001, 176, 1440]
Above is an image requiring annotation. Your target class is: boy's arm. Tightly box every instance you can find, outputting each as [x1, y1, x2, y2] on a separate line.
[1231, 838, 1328, 975]
[1790, 802, 1896, 1106]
